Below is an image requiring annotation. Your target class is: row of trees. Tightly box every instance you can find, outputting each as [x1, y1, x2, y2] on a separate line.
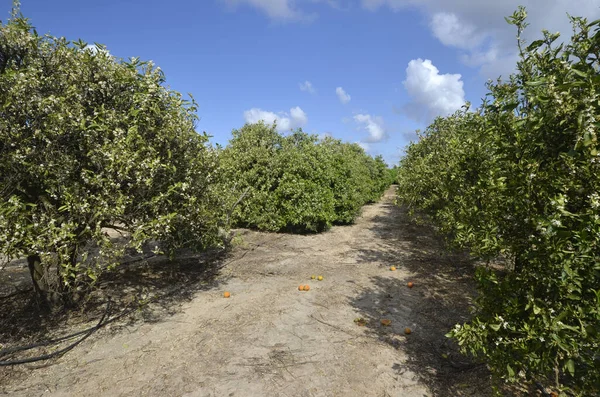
[220, 122, 391, 233]
[396, 8, 599, 396]
[0, 6, 392, 305]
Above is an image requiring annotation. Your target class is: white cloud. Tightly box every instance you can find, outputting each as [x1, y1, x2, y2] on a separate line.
[357, 142, 370, 152]
[430, 12, 485, 50]
[221, 0, 308, 21]
[243, 106, 308, 131]
[289, 106, 308, 126]
[220, 0, 340, 21]
[402, 58, 465, 122]
[362, 0, 600, 79]
[299, 80, 316, 94]
[336, 87, 351, 104]
[354, 113, 386, 143]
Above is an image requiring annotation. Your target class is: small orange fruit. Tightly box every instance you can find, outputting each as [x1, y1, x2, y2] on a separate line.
[317, 276, 323, 281]
[380, 319, 392, 326]
[404, 327, 412, 335]
[304, 285, 310, 291]
[299, 285, 305, 291]
[407, 282, 414, 288]
[390, 266, 396, 271]
[223, 291, 231, 298]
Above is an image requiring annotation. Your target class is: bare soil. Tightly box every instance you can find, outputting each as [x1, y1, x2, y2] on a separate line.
[0, 187, 494, 396]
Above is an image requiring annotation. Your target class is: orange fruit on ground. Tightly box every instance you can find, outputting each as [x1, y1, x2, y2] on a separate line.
[317, 276, 323, 281]
[223, 291, 231, 298]
[298, 285, 305, 291]
[390, 266, 396, 271]
[304, 285, 310, 291]
[404, 327, 412, 335]
[380, 319, 392, 326]
[407, 282, 414, 288]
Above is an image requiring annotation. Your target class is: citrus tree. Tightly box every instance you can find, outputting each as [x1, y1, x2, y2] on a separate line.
[396, 7, 600, 395]
[0, 5, 225, 305]
[219, 123, 390, 232]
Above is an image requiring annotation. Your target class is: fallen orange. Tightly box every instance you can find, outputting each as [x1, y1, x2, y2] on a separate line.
[223, 291, 231, 298]
[404, 327, 412, 335]
[390, 266, 396, 271]
[380, 319, 392, 326]
[304, 285, 310, 291]
[298, 285, 305, 291]
[407, 282, 414, 288]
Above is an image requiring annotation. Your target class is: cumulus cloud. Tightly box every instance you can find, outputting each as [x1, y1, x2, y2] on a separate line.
[362, 0, 600, 79]
[289, 106, 308, 125]
[243, 106, 308, 131]
[336, 87, 351, 104]
[402, 58, 465, 122]
[299, 80, 316, 94]
[430, 12, 486, 50]
[354, 113, 386, 143]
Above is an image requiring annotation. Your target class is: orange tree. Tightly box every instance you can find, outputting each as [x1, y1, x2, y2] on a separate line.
[0, 5, 224, 305]
[396, 7, 600, 395]
[219, 122, 390, 232]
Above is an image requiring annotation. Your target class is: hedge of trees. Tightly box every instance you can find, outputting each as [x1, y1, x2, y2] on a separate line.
[396, 8, 599, 395]
[0, 5, 392, 306]
[219, 122, 391, 233]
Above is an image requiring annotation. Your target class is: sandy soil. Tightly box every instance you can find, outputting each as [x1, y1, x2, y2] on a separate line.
[0, 187, 494, 397]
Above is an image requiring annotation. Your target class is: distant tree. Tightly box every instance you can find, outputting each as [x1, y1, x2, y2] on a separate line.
[219, 122, 391, 232]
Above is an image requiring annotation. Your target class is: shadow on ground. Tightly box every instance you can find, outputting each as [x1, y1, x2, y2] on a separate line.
[350, 197, 494, 396]
[0, 246, 231, 346]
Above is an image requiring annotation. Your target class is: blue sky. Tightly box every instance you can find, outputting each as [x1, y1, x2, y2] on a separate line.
[7, 0, 600, 165]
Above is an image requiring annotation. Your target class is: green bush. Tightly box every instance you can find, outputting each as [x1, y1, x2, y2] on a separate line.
[319, 137, 384, 223]
[0, 7, 224, 304]
[219, 123, 390, 232]
[396, 7, 600, 395]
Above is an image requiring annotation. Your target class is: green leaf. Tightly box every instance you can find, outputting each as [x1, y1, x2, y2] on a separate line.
[526, 40, 545, 51]
[507, 364, 515, 378]
[525, 80, 547, 87]
[570, 68, 588, 78]
[587, 18, 600, 27]
[566, 359, 575, 376]
[502, 102, 519, 112]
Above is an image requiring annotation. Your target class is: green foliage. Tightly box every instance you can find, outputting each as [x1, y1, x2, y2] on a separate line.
[0, 10, 224, 303]
[219, 122, 390, 232]
[387, 164, 400, 185]
[396, 7, 600, 395]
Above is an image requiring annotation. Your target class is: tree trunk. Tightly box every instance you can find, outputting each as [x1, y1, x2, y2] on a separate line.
[27, 253, 49, 306]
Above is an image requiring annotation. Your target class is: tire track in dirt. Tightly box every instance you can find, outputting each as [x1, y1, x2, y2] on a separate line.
[2, 186, 492, 397]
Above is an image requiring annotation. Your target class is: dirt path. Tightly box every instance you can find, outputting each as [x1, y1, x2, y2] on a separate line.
[1, 187, 493, 397]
